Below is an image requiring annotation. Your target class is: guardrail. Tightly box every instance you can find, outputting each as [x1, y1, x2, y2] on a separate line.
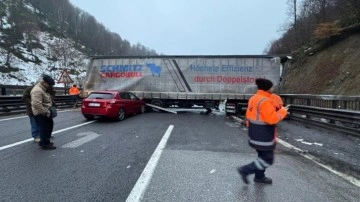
[0, 84, 74, 96]
[287, 105, 360, 137]
[281, 94, 360, 111]
[0, 85, 81, 116]
[0, 95, 81, 116]
[281, 95, 360, 136]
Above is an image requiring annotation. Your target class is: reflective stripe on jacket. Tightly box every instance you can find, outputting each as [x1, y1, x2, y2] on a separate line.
[246, 90, 287, 151]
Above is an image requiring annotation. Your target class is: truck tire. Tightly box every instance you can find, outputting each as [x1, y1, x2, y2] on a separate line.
[151, 100, 164, 112]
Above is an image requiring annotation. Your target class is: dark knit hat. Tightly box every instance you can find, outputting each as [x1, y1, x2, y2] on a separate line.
[42, 75, 55, 85]
[255, 78, 273, 91]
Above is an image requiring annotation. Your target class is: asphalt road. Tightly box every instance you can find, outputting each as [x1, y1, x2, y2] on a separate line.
[0, 108, 359, 202]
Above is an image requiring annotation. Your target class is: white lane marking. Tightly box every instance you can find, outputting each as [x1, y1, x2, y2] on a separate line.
[62, 132, 100, 148]
[0, 121, 96, 151]
[0, 115, 28, 122]
[126, 125, 174, 202]
[277, 138, 360, 187]
[0, 109, 77, 122]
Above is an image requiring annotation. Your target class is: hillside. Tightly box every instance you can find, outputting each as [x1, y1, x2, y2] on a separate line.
[281, 31, 360, 96]
[0, 0, 156, 86]
[266, 0, 359, 96]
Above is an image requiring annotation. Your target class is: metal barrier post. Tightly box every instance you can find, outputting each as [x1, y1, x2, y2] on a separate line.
[329, 100, 338, 123]
[306, 98, 311, 119]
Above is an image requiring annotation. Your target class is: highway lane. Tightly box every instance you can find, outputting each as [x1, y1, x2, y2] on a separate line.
[141, 110, 359, 201]
[0, 109, 89, 147]
[0, 109, 359, 201]
[0, 110, 174, 201]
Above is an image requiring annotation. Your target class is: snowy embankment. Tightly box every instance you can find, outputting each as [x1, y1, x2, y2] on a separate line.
[0, 32, 89, 86]
[0, 2, 89, 87]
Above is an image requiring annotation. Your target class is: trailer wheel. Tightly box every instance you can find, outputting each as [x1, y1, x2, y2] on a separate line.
[151, 100, 164, 112]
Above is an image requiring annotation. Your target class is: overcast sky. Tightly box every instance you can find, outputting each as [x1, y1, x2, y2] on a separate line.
[69, 0, 289, 55]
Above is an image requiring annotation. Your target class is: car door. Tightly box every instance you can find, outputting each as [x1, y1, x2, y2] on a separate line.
[129, 92, 141, 113]
[119, 92, 133, 114]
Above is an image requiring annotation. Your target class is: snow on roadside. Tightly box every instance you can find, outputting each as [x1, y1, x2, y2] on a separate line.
[295, 138, 323, 146]
[0, 32, 88, 86]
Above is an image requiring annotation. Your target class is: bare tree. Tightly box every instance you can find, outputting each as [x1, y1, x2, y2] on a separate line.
[287, 0, 298, 30]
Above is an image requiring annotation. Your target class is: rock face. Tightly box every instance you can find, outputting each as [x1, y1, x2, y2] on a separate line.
[281, 34, 360, 95]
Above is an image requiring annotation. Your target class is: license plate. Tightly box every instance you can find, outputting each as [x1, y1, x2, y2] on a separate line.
[88, 103, 100, 107]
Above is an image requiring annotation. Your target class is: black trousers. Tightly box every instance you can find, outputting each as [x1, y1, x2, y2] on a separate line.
[34, 115, 53, 146]
[241, 150, 274, 179]
[71, 95, 80, 107]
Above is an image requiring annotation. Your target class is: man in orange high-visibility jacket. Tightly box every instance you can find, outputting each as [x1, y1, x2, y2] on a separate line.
[237, 78, 288, 184]
[270, 93, 284, 142]
[271, 93, 283, 110]
[69, 84, 81, 108]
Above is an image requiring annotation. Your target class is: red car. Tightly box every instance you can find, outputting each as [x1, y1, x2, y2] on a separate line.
[81, 91, 146, 121]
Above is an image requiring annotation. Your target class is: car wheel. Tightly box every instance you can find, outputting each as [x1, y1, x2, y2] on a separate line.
[84, 115, 94, 120]
[116, 108, 125, 121]
[140, 105, 145, 114]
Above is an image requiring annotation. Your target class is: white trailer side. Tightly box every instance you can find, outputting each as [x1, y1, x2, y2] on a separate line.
[84, 55, 287, 112]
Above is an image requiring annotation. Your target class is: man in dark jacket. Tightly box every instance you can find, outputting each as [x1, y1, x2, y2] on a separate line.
[22, 83, 40, 142]
[31, 75, 56, 150]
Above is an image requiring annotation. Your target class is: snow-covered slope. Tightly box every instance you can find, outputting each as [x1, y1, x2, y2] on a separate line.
[0, 32, 88, 86]
[0, 2, 88, 86]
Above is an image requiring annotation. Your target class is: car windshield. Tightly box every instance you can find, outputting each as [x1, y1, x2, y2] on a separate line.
[87, 93, 113, 99]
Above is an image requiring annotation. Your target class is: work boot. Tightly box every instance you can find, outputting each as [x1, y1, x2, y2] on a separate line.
[41, 145, 56, 150]
[237, 167, 249, 184]
[254, 176, 273, 184]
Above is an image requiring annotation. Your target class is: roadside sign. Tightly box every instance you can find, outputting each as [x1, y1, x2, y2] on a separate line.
[58, 69, 73, 83]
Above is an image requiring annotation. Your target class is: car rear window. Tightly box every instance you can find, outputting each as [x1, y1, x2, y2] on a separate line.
[87, 93, 114, 99]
